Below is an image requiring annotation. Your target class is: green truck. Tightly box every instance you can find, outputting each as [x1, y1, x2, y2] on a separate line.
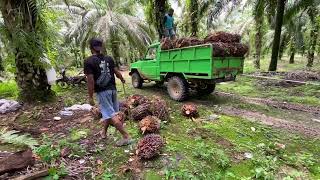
[129, 42, 245, 101]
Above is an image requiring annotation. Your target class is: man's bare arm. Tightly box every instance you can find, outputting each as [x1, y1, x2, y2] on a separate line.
[114, 68, 125, 83]
[86, 74, 95, 104]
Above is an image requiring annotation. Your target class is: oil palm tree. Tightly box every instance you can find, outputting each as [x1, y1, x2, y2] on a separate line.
[253, 0, 266, 69]
[0, 0, 54, 101]
[269, 0, 319, 71]
[137, 0, 168, 40]
[55, 0, 154, 66]
[306, 7, 319, 67]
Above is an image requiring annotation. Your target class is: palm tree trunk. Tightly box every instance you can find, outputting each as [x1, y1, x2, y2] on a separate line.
[111, 32, 120, 67]
[269, 0, 286, 71]
[80, 30, 91, 63]
[254, 31, 262, 69]
[0, 0, 53, 101]
[278, 34, 288, 60]
[254, 20, 264, 69]
[0, 55, 3, 72]
[190, 0, 199, 37]
[307, 8, 319, 68]
[155, 0, 166, 40]
[0, 46, 3, 72]
[289, 41, 296, 64]
[289, 52, 295, 64]
[253, 0, 265, 69]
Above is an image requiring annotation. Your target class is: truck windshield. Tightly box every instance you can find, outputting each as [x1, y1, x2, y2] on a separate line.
[145, 48, 156, 60]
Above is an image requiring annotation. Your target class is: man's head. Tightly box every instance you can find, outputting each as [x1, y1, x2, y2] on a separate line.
[168, 8, 174, 16]
[89, 38, 103, 54]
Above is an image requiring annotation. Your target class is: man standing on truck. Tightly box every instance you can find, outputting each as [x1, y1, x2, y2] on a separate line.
[164, 8, 176, 39]
[84, 38, 131, 146]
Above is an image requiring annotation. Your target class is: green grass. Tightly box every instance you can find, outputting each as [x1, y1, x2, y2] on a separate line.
[217, 76, 320, 106]
[0, 80, 18, 99]
[243, 55, 320, 73]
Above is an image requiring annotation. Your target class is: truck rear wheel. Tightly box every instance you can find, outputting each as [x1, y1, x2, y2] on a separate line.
[196, 83, 216, 95]
[167, 76, 189, 101]
[132, 72, 143, 88]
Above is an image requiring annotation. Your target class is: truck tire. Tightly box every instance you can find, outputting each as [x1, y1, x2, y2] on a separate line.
[132, 72, 143, 88]
[167, 76, 189, 101]
[197, 83, 216, 95]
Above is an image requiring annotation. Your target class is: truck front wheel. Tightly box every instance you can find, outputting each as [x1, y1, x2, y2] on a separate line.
[167, 76, 189, 101]
[196, 83, 216, 95]
[132, 72, 143, 88]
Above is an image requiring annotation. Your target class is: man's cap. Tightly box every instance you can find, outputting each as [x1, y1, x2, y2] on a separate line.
[89, 38, 103, 52]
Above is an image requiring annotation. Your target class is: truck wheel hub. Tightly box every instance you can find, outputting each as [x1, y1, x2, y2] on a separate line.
[171, 82, 181, 96]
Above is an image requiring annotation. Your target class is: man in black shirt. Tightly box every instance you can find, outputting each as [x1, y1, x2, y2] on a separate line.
[84, 38, 131, 146]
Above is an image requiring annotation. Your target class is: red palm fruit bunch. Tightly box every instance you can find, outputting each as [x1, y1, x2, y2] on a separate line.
[136, 134, 165, 159]
[160, 37, 173, 50]
[204, 31, 241, 43]
[149, 96, 169, 121]
[181, 103, 199, 118]
[139, 116, 161, 134]
[119, 101, 129, 119]
[130, 103, 151, 121]
[127, 94, 149, 108]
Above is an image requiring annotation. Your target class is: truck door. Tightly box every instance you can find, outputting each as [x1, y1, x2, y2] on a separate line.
[141, 48, 159, 80]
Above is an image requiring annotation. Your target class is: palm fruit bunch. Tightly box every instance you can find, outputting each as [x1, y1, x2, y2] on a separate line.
[204, 31, 241, 43]
[174, 38, 191, 48]
[181, 103, 199, 118]
[230, 43, 249, 57]
[127, 94, 149, 108]
[189, 37, 203, 46]
[149, 96, 169, 121]
[131, 103, 151, 121]
[139, 116, 161, 134]
[205, 32, 248, 57]
[161, 37, 173, 50]
[136, 134, 164, 159]
[119, 101, 129, 118]
[113, 111, 126, 124]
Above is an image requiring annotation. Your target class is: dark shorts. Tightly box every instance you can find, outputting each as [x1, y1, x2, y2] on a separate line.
[96, 90, 119, 121]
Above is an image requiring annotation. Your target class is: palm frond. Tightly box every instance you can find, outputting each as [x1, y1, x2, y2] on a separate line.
[284, 0, 316, 24]
[0, 129, 38, 149]
[207, 0, 241, 29]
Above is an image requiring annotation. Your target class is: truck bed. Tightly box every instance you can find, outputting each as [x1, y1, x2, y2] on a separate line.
[159, 44, 244, 80]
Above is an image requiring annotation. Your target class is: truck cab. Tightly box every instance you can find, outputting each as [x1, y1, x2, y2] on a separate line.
[130, 43, 161, 81]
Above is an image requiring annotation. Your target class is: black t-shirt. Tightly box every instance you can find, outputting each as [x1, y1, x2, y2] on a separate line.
[84, 54, 116, 92]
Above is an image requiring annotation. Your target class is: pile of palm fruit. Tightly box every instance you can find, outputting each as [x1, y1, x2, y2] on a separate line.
[161, 31, 248, 57]
[119, 95, 167, 160]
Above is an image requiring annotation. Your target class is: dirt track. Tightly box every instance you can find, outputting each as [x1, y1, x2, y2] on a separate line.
[211, 91, 320, 137]
[221, 106, 320, 137]
[215, 92, 320, 115]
